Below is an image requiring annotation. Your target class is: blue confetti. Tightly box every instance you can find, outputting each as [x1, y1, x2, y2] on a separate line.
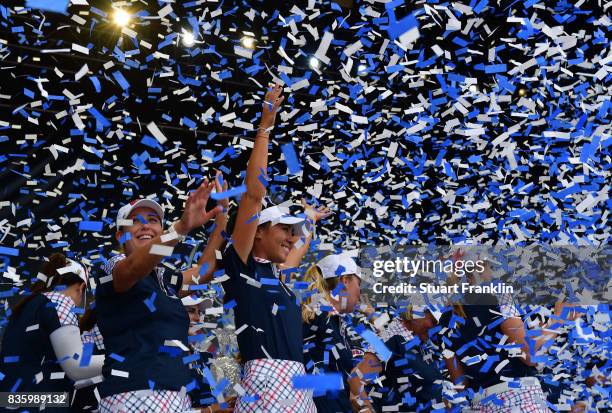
[80, 342, 94, 367]
[112, 71, 130, 91]
[26, 0, 69, 13]
[144, 292, 157, 312]
[281, 143, 302, 175]
[292, 373, 344, 391]
[78, 221, 104, 232]
[385, 0, 419, 42]
[0, 247, 19, 257]
[210, 185, 247, 200]
[359, 329, 391, 362]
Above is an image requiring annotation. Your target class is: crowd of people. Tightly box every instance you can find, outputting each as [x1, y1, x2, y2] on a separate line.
[0, 86, 608, 413]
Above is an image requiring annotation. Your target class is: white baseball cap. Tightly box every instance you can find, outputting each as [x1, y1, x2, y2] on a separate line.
[57, 259, 89, 284]
[316, 253, 362, 280]
[116, 199, 164, 228]
[258, 205, 305, 234]
[410, 304, 443, 322]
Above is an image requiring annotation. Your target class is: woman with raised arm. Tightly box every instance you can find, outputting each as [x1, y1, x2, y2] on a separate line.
[220, 85, 317, 412]
[440, 250, 580, 413]
[94, 175, 228, 413]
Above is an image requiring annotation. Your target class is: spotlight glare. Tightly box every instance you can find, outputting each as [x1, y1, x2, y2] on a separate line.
[241, 37, 255, 49]
[309, 57, 320, 69]
[113, 9, 130, 27]
[182, 32, 195, 47]
[357, 64, 367, 74]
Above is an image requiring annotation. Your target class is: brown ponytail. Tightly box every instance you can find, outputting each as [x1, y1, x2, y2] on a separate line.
[10, 253, 84, 320]
[79, 306, 97, 332]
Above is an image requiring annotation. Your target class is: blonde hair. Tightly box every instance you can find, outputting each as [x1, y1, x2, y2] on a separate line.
[301, 265, 339, 323]
[400, 305, 414, 322]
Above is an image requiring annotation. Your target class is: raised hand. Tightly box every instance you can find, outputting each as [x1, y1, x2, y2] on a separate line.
[302, 199, 333, 224]
[554, 300, 582, 322]
[259, 84, 285, 131]
[176, 179, 222, 234]
[358, 294, 376, 317]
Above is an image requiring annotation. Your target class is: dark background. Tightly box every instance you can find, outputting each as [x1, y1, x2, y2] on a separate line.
[0, 0, 609, 307]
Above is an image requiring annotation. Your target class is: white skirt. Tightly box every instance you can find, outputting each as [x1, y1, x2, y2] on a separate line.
[235, 358, 317, 413]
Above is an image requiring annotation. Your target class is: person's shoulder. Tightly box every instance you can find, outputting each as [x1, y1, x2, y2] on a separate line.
[15, 293, 48, 316]
[438, 309, 452, 326]
[222, 243, 255, 272]
[100, 254, 127, 275]
[42, 291, 74, 308]
[28, 293, 48, 306]
[311, 311, 329, 325]
[222, 243, 241, 264]
[42, 292, 79, 327]
[94, 254, 128, 296]
[380, 317, 413, 342]
[304, 310, 329, 331]
[384, 334, 406, 353]
[222, 243, 236, 256]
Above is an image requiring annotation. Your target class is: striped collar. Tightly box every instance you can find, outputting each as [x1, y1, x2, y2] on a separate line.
[253, 256, 271, 264]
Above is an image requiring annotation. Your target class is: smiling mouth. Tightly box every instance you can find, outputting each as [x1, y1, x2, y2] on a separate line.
[281, 243, 291, 253]
[137, 234, 154, 240]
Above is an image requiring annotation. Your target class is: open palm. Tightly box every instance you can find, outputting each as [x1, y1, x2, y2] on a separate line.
[180, 179, 222, 232]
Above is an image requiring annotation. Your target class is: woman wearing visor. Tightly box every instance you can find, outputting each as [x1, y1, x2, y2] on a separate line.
[302, 253, 381, 413]
[95, 173, 228, 412]
[0, 253, 104, 411]
[221, 85, 318, 412]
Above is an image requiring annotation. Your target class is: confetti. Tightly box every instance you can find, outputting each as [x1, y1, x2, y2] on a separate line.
[281, 143, 302, 175]
[0, 1, 609, 409]
[26, 0, 69, 14]
[78, 221, 104, 232]
[292, 373, 344, 391]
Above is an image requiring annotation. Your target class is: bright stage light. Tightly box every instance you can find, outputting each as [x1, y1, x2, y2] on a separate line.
[309, 57, 320, 69]
[113, 9, 131, 27]
[357, 64, 367, 74]
[182, 32, 195, 47]
[241, 36, 255, 49]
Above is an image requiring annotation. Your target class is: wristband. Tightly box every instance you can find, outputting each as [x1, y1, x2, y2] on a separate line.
[169, 221, 187, 242]
[257, 125, 273, 135]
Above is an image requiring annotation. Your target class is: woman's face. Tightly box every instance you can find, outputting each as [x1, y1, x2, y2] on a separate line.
[334, 274, 361, 313]
[412, 311, 436, 332]
[254, 223, 296, 263]
[115, 207, 163, 255]
[186, 305, 201, 324]
[408, 311, 437, 337]
[65, 281, 85, 307]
